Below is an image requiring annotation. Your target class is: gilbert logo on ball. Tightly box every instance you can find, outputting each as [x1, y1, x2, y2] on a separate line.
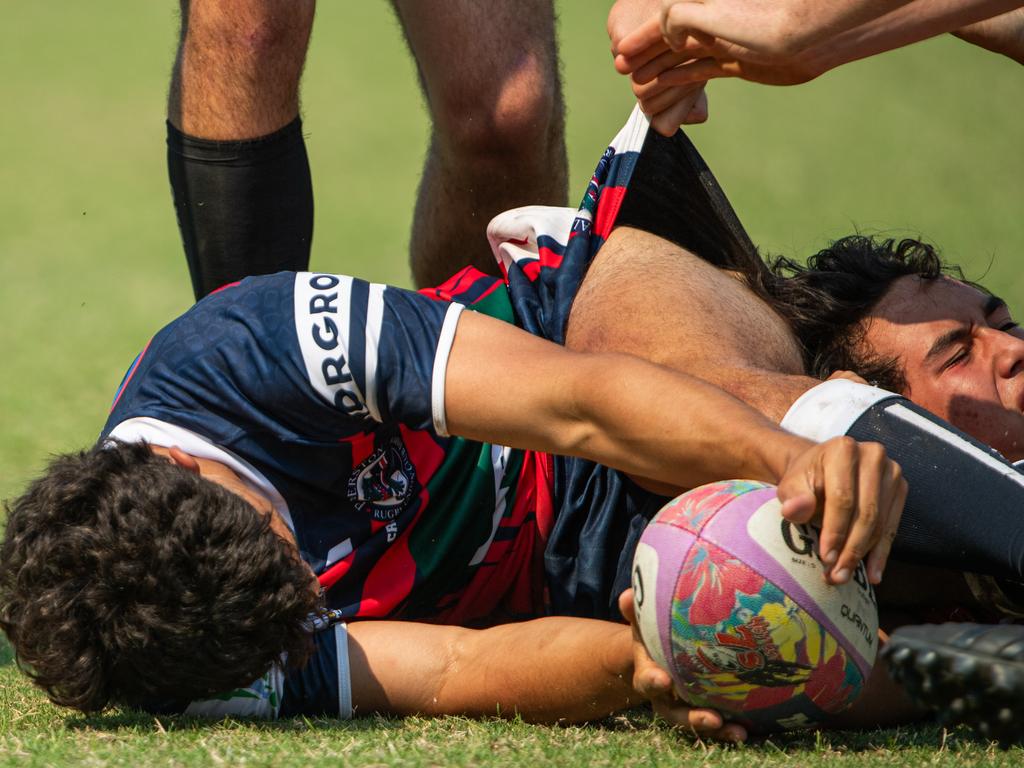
[632, 480, 877, 732]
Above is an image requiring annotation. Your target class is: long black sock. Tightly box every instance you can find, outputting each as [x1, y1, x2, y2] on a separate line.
[783, 379, 1024, 580]
[167, 118, 313, 300]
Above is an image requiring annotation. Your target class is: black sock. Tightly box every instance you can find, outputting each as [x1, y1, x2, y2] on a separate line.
[167, 118, 313, 300]
[783, 379, 1024, 580]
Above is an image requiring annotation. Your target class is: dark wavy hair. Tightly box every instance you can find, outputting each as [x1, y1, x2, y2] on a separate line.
[0, 440, 319, 712]
[767, 235, 969, 392]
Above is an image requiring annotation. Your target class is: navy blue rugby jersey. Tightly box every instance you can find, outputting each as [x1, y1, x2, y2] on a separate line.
[107, 271, 556, 718]
[104, 271, 553, 625]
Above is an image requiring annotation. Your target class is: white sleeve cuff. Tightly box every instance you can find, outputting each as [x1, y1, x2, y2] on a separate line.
[780, 379, 899, 441]
[335, 623, 352, 719]
[431, 302, 465, 438]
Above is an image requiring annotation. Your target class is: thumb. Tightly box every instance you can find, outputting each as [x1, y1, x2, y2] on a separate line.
[776, 451, 821, 523]
[618, 588, 637, 627]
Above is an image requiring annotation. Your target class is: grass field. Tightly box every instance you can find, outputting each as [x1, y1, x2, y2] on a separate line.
[1, 2, 1023, 765]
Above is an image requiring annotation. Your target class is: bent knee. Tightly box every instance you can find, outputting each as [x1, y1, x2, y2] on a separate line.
[183, 0, 314, 69]
[428, 54, 563, 161]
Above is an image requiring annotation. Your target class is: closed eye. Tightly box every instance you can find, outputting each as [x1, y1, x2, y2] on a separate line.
[942, 346, 971, 370]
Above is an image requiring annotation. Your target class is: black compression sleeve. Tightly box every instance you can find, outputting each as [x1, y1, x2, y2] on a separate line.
[167, 118, 313, 300]
[846, 396, 1024, 580]
[784, 380, 1024, 580]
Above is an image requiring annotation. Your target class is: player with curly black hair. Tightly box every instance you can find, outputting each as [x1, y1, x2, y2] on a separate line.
[0, 441, 319, 712]
[0, 263, 899, 723]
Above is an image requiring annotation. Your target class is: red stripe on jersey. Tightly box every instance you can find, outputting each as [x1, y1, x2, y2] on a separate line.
[345, 431, 377, 467]
[532, 450, 556, 540]
[593, 185, 628, 239]
[433, 449, 555, 623]
[522, 260, 541, 281]
[110, 339, 151, 413]
[422, 266, 477, 300]
[538, 244, 563, 270]
[354, 425, 448, 617]
[420, 267, 504, 306]
[208, 280, 242, 296]
[317, 550, 356, 591]
[471, 277, 503, 303]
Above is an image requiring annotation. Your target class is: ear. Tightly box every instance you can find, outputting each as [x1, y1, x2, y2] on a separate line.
[167, 446, 201, 474]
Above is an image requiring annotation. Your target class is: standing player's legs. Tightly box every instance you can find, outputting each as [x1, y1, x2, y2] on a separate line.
[392, 0, 568, 288]
[168, 0, 316, 299]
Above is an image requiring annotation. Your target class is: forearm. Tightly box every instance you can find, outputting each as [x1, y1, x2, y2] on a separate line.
[348, 618, 637, 723]
[807, 0, 1024, 72]
[953, 8, 1024, 63]
[733, 0, 916, 56]
[444, 309, 810, 491]
[566, 352, 807, 489]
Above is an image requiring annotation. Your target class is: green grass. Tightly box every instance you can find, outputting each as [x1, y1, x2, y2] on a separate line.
[0, 662, 1021, 767]
[1, 2, 1023, 764]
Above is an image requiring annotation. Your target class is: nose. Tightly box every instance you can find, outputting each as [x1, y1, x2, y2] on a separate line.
[991, 327, 1024, 380]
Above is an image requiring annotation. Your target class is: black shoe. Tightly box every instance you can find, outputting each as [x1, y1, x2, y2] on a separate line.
[883, 623, 1024, 747]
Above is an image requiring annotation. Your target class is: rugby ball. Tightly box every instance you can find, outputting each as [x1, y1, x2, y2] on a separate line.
[631, 480, 878, 732]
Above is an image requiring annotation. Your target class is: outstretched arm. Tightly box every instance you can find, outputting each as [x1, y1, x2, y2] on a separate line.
[347, 616, 635, 723]
[347, 608, 748, 740]
[445, 308, 905, 585]
[952, 6, 1024, 63]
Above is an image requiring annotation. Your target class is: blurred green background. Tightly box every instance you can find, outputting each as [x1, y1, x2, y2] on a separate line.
[1, 2, 1022, 508]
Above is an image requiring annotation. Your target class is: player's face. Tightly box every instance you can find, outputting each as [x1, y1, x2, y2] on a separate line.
[860, 276, 1024, 461]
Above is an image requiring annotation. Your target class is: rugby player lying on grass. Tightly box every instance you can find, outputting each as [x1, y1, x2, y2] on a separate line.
[515, 107, 1024, 741]
[2, 106, 1015, 741]
[0, 268, 903, 724]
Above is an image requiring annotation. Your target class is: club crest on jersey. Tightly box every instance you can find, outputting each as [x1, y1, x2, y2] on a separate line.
[348, 437, 416, 521]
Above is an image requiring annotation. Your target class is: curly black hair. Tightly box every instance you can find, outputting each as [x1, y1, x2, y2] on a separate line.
[767, 235, 970, 392]
[0, 440, 319, 712]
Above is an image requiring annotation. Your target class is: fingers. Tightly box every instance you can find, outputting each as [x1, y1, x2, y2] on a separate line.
[618, 587, 637, 624]
[819, 436, 859, 583]
[866, 462, 906, 584]
[776, 449, 820, 525]
[651, 700, 748, 742]
[828, 441, 905, 586]
[777, 437, 906, 585]
[616, 16, 668, 62]
[633, 47, 696, 84]
[637, 82, 708, 136]
[680, 89, 709, 124]
[618, 590, 746, 743]
[620, 589, 676, 699]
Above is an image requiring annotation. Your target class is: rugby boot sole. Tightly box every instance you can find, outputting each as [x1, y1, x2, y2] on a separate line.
[883, 623, 1024, 747]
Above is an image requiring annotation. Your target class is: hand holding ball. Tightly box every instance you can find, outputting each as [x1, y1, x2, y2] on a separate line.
[632, 480, 878, 732]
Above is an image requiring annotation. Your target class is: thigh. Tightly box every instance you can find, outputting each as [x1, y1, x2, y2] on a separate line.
[566, 227, 812, 421]
[391, 0, 559, 118]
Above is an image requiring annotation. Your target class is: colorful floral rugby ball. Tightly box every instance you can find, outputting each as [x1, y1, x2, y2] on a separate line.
[631, 480, 878, 732]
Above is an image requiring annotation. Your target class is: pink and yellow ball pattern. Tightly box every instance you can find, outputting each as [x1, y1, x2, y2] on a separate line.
[632, 480, 878, 732]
